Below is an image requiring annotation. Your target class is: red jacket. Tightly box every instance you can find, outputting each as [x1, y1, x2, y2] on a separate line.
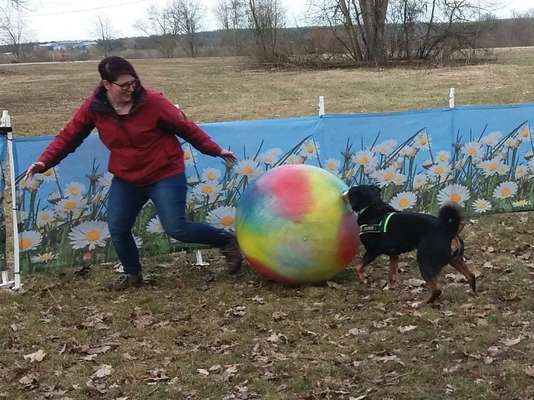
[38, 87, 223, 186]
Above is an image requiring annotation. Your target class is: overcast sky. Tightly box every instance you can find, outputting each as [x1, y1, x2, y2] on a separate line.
[24, 0, 534, 43]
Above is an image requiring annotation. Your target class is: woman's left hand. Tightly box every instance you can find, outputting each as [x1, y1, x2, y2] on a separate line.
[220, 149, 237, 166]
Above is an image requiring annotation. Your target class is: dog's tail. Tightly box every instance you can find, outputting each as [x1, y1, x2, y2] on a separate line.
[438, 203, 464, 235]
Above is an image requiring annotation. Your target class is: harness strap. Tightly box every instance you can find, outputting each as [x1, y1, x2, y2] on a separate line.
[359, 212, 396, 236]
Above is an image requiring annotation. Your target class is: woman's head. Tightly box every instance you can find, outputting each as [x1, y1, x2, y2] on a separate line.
[98, 56, 141, 103]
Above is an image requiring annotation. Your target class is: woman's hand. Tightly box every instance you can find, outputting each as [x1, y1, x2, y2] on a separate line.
[220, 149, 237, 167]
[23, 161, 46, 182]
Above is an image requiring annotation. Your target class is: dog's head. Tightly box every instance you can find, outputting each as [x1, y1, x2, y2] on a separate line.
[342, 185, 382, 212]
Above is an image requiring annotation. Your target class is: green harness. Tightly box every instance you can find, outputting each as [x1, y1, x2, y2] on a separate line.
[359, 211, 396, 236]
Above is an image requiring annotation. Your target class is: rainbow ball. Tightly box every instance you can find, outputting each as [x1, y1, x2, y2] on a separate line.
[235, 164, 360, 284]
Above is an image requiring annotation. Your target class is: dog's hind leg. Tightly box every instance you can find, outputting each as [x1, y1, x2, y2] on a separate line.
[425, 277, 442, 303]
[388, 255, 399, 288]
[355, 252, 379, 284]
[450, 257, 476, 294]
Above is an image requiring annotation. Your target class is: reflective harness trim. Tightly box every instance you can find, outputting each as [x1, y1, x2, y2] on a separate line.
[359, 212, 396, 236]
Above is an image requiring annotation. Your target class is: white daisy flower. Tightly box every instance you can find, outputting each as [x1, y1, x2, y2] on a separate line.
[504, 137, 519, 149]
[413, 174, 428, 190]
[517, 125, 531, 142]
[524, 150, 534, 161]
[69, 220, 110, 251]
[496, 163, 510, 176]
[98, 172, 113, 188]
[201, 168, 222, 182]
[372, 167, 398, 188]
[463, 142, 483, 159]
[515, 165, 529, 179]
[343, 167, 357, 180]
[389, 192, 417, 210]
[479, 158, 502, 177]
[36, 210, 54, 227]
[183, 146, 199, 166]
[147, 216, 165, 234]
[64, 182, 86, 198]
[19, 177, 41, 192]
[472, 199, 492, 214]
[375, 139, 397, 155]
[286, 154, 305, 164]
[482, 131, 502, 146]
[436, 151, 450, 164]
[493, 181, 518, 200]
[414, 132, 430, 149]
[187, 176, 200, 185]
[437, 184, 470, 206]
[300, 140, 320, 158]
[260, 148, 282, 165]
[35, 167, 59, 183]
[206, 206, 236, 231]
[430, 163, 450, 179]
[512, 199, 529, 208]
[19, 231, 42, 252]
[194, 182, 223, 201]
[133, 235, 143, 248]
[55, 197, 87, 217]
[31, 252, 56, 264]
[236, 159, 261, 178]
[392, 172, 407, 186]
[422, 159, 433, 169]
[352, 150, 377, 168]
[324, 158, 340, 174]
[399, 146, 417, 158]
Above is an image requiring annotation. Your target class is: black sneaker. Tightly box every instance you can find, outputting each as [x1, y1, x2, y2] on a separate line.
[105, 273, 143, 290]
[221, 237, 243, 275]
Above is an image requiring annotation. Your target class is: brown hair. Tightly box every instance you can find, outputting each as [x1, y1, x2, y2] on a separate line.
[98, 56, 139, 82]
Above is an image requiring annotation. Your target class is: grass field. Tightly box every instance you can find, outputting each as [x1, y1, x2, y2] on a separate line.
[1, 52, 534, 399]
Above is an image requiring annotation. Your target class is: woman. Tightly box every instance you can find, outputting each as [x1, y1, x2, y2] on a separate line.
[24, 56, 242, 290]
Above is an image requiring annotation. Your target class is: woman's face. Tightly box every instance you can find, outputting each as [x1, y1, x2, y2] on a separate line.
[104, 73, 138, 103]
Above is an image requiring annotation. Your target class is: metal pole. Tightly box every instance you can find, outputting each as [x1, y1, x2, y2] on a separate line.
[318, 96, 325, 117]
[449, 88, 455, 109]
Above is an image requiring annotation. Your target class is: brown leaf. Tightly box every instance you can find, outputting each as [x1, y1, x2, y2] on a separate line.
[525, 366, 534, 377]
[398, 325, 417, 333]
[501, 336, 523, 347]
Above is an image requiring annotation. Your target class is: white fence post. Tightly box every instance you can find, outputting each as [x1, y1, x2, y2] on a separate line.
[449, 88, 455, 108]
[318, 96, 325, 117]
[1, 110, 18, 289]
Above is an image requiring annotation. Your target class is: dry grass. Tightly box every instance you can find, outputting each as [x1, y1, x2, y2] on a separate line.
[1, 51, 534, 399]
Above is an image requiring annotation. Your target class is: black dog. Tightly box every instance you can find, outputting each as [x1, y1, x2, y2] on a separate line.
[343, 185, 476, 303]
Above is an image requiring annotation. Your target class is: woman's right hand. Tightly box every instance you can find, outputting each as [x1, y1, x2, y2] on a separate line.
[23, 161, 46, 182]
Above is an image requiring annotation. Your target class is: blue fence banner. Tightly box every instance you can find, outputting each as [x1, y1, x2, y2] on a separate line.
[12, 105, 534, 272]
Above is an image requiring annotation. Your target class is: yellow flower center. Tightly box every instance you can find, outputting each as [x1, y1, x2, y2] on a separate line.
[41, 213, 50, 221]
[434, 166, 445, 175]
[488, 163, 497, 171]
[358, 156, 369, 165]
[450, 193, 461, 203]
[418, 137, 428, 145]
[477, 201, 487, 209]
[305, 143, 315, 154]
[43, 170, 53, 177]
[222, 216, 234, 226]
[207, 171, 217, 181]
[20, 238, 33, 250]
[500, 188, 511, 198]
[467, 147, 477, 157]
[439, 154, 447, 162]
[327, 162, 337, 171]
[69, 187, 81, 196]
[399, 198, 410, 209]
[184, 152, 191, 161]
[242, 165, 254, 176]
[383, 172, 394, 182]
[64, 201, 77, 210]
[202, 186, 213, 194]
[85, 230, 101, 242]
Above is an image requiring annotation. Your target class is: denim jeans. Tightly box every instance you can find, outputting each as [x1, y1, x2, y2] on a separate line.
[107, 173, 233, 275]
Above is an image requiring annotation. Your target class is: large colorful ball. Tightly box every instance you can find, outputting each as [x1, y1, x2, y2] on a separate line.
[235, 164, 359, 284]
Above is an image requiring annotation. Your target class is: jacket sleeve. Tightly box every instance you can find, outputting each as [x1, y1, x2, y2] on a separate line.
[37, 98, 95, 170]
[156, 94, 223, 157]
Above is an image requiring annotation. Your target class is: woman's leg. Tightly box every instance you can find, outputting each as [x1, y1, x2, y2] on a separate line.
[148, 174, 242, 272]
[148, 173, 231, 247]
[107, 177, 148, 275]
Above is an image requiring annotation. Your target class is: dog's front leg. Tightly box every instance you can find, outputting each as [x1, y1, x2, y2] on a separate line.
[356, 253, 378, 284]
[388, 255, 399, 288]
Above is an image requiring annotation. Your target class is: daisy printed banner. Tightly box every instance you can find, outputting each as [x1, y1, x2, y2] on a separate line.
[10, 104, 534, 273]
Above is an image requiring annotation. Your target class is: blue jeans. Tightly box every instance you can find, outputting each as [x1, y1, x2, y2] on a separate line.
[107, 173, 233, 275]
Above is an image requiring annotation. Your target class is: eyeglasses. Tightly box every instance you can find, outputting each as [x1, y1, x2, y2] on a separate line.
[110, 79, 139, 91]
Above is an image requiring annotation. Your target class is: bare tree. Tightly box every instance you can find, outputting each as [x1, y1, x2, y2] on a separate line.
[134, 5, 178, 57]
[214, 0, 247, 54]
[0, 0, 27, 59]
[246, 0, 286, 61]
[167, 0, 204, 57]
[93, 15, 117, 57]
